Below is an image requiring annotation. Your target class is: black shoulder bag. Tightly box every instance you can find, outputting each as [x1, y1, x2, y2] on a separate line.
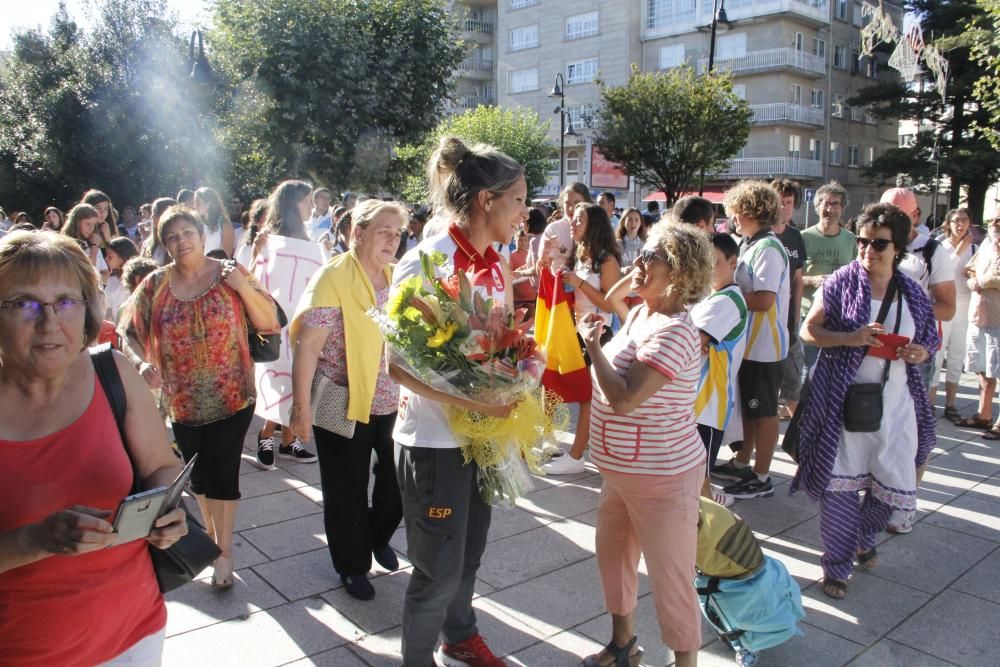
[90, 345, 220, 593]
[841, 278, 902, 432]
[248, 301, 288, 363]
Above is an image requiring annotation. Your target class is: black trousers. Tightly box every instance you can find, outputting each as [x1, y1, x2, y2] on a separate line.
[314, 412, 402, 576]
[173, 403, 255, 501]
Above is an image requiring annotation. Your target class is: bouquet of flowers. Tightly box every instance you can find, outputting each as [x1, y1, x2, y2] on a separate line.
[371, 251, 559, 505]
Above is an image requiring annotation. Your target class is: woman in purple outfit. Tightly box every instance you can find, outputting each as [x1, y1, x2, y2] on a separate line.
[792, 202, 937, 600]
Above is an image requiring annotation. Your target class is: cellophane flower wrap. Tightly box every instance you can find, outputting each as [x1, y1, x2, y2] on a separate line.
[371, 251, 557, 506]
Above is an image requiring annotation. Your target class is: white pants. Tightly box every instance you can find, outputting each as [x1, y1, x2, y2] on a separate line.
[932, 293, 972, 388]
[97, 629, 165, 667]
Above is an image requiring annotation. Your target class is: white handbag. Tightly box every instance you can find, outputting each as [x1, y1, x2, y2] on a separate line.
[310, 374, 356, 438]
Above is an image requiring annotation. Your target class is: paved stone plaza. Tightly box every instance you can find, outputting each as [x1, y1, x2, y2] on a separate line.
[163, 375, 1000, 666]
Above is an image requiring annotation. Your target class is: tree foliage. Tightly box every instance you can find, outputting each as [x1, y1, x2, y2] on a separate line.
[850, 0, 1000, 222]
[970, 0, 1000, 149]
[210, 0, 464, 197]
[592, 66, 751, 207]
[392, 105, 554, 203]
[0, 0, 220, 211]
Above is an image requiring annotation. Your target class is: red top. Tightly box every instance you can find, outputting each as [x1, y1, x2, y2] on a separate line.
[0, 377, 166, 665]
[448, 224, 505, 295]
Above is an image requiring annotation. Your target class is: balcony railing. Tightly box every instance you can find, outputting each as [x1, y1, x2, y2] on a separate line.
[645, 0, 827, 38]
[719, 157, 824, 178]
[449, 94, 496, 111]
[849, 105, 866, 122]
[463, 19, 494, 34]
[750, 102, 825, 127]
[698, 48, 826, 76]
[457, 58, 495, 74]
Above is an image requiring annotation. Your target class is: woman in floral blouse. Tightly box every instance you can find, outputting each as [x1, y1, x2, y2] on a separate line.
[289, 199, 406, 601]
[120, 206, 279, 590]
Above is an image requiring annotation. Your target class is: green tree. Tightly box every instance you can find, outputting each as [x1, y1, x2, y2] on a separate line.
[850, 0, 1000, 223]
[970, 0, 1000, 149]
[392, 105, 554, 203]
[210, 0, 464, 196]
[0, 0, 220, 211]
[592, 65, 751, 207]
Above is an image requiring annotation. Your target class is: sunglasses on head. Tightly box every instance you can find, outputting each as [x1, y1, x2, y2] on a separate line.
[638, 249, 669, 265]
[856, 237, 892, 252]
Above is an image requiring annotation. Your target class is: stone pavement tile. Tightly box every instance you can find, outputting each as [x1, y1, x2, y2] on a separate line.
[163, 597, 356, 666]
[696, 621, 865, 667]
[868, 523, 996, 595]
[238, 468, 309, 499]
[348, 628, 403, 666]
[848, 639, 958, 666]
[251, 548, 343, 601]
[933, 442, 1000, 480]
[284, 461, 324, 485]
[890, 589, 1000, 666]
[726, 486, 818, 538]
[922, 492, 1000, 543]
[506, 629, 604, 666]
[486, 506, 554, 543]
[576, 509, 598, 527]
[165, 568, 288, 636]
[464, 595, 559, 658]
[241, 513, 329, 560]
[234, 488, 322, 532]
[760, 538, 825, 589]
[321, 568, 411, 635]
[486, 558, 621, 636]
[475, 517, 596, 590]
[515, 480, 601, 521]
[799, 570, 931, 646]
[238, 455, 261, 476]
[182, 535, 270, 582]
[965, 478, 1000, 502]
[283, 646, 369, 666]
[952, 547, 1000, 605]
[528, 467, 595, 488]
[575, 591, 679, 666]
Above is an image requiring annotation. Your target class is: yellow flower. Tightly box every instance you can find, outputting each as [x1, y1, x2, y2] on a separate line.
[427, 321, 459, 348]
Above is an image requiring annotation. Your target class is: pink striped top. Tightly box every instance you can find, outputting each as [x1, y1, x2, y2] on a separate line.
[588, 306, 706, 476]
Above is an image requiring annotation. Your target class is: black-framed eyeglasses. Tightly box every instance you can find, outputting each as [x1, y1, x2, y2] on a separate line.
[0, 297, 88, 322]
[856, 238, 893, 252]
[638, 249, 669, 265]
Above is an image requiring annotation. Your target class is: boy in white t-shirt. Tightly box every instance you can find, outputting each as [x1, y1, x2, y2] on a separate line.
[712, 182, 790, 500]
[690, 233, 748, 507]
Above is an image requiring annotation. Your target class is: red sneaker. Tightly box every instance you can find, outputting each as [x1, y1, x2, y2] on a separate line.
[433, 634, 505, 667]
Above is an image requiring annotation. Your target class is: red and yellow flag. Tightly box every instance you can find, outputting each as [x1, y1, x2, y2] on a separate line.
[534, 267, 592, 403]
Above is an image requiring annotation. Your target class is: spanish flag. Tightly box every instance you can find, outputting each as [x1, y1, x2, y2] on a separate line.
[534, 267, 592, 403]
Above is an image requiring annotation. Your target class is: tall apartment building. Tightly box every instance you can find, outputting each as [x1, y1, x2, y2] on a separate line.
[489, 0, 903, 223]
[450, 1, 499, 113]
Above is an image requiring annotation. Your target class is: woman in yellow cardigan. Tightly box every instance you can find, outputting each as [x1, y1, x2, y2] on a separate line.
[289, 199, 407, 601]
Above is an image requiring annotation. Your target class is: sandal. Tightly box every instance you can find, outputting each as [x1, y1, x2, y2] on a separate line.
[982, 426, 1000, 440]
[943, 406, 961, 421]
[211, 555, 234, 590]
[822, 577, 847, 600]
[856, 547, 878, 570]
[953, 415, 992, 429]
[581, 636, 643, 667]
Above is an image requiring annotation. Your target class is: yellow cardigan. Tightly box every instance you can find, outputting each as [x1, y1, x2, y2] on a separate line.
[290, 250, 392, 423]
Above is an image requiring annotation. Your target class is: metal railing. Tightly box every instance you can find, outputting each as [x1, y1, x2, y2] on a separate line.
[849, 105, 866, 122]
[449, 94, 496, 111]
[457, 58, 495, 74]
[646, 0, 827, 37]
[750, 102, 825, 126]
[719, 157, 824, 178]
[463, 19, 494, 34]
[698, 47, 826, 76]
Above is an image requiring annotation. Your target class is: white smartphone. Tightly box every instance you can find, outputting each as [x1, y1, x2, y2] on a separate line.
[112, 454, 197, 544]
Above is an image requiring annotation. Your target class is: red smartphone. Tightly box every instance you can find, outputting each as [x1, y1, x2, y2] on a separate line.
[868, 333, 910, 360]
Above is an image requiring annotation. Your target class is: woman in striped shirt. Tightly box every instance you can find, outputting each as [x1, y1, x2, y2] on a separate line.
[578, 223, 714, 667]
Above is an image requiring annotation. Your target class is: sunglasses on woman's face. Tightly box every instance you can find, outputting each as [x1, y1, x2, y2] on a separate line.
[856, 237, 892, 252]
[638, 249, 668, 265]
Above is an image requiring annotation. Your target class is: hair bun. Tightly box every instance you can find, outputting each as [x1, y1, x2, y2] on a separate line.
[435, 136, 472, 173]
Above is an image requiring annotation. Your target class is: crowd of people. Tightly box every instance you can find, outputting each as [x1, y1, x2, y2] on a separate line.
[2, 136, 999, 667]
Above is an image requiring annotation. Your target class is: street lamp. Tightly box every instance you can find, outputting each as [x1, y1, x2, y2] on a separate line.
[698, 0, 732, 194]
[929, 141, 941, 229]
[550, 73, 568, 191]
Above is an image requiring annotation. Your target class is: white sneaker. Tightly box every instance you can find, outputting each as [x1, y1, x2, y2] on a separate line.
[711, 488, 735, 508]
[542, 452, 586, 475]
[887, 508, 915, 534]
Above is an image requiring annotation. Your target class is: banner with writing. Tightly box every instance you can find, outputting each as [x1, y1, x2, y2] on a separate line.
[248, 235, 326, 427]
